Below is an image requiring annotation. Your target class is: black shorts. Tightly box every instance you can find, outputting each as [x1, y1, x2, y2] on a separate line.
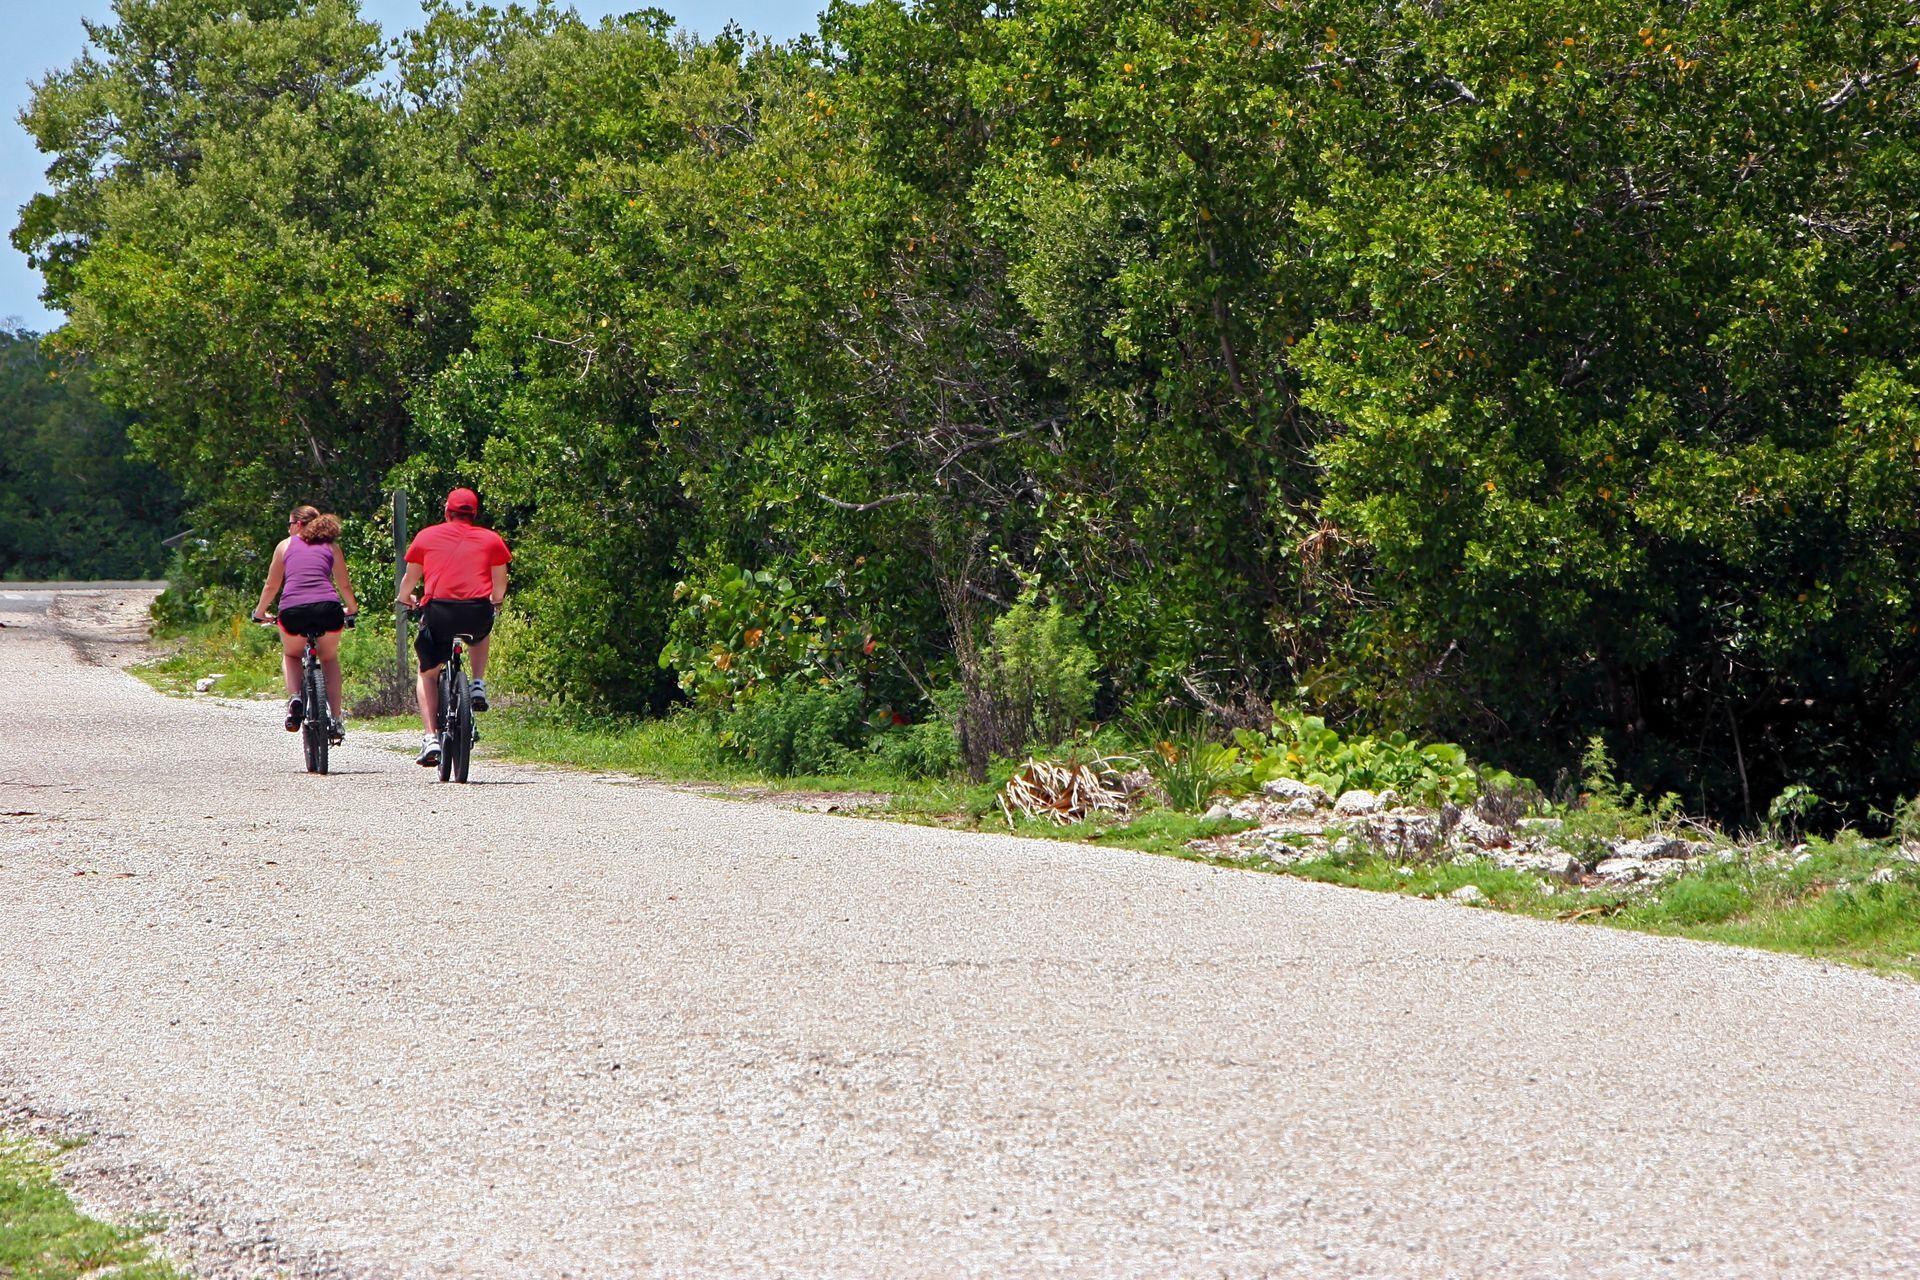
[415, 598, 495, 671]
[278, 601, 346, 637]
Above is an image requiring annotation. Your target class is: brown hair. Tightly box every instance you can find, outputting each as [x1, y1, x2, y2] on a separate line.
[291, 506, 342, 544]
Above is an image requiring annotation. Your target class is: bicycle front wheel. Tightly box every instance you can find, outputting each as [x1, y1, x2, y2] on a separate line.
[302, 660, 328, 774]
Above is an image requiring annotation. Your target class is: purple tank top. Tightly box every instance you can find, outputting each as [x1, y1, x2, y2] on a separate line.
[279, 537, 339, 608]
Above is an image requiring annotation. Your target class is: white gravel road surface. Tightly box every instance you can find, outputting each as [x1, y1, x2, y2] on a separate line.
[3, 586, 1919, 1279]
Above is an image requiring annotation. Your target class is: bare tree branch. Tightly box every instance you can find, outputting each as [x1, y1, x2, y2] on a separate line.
[815, 491, 927, 512]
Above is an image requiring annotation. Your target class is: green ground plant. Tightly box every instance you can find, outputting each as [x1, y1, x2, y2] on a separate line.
[1233, 710, 1516, 808]
[1137, 717, 1241, 812]
[0, 1134, 183, 1280]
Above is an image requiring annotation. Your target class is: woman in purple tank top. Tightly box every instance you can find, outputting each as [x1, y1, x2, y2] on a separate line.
[251, 505, 361, 737]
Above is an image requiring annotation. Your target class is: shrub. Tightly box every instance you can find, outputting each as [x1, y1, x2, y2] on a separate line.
[959, 595, 1099, 771]
[869, 716, 962, 779]
[721, 679, 866, 776]
[1136, 715, 1241, 811]
[660, 559, 880, 713]
[1238, 709, 1514, 807]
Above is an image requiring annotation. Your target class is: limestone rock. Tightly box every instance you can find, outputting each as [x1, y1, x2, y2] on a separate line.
[1608, 835, 1690, 861]
[1452, 811, 1511, 850]
[1594, 857, 1647, 883]
[1334, 789, 1385, 816]
[1261, 778, 1331, 807]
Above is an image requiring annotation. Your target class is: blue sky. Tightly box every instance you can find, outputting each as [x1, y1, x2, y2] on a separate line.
[1, 0, 824, 332]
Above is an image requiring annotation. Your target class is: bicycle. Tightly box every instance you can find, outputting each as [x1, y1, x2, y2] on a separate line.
[436, 629, 480, 783]
[257, 613, 354, 775]
[405, 605, 479, 783]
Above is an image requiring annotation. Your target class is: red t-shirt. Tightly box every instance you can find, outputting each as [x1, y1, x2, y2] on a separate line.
[406, 520, 511, 602]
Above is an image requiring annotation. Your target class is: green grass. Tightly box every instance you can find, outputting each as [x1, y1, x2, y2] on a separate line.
[139, 610, 1920, 979]
[0, 1134, 185, 1280]
[1607, 837, 1920, 976]
[139, 609, 409, 712]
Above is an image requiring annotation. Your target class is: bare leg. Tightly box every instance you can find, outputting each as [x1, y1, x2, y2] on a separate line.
[316, 631, 345, 718]
[469, 635, 492, 679]
[418, 666, 441, 735]
[280, 630, 304, 698]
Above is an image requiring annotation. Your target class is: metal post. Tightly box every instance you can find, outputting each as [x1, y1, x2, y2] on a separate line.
[393, 488, 409, 684]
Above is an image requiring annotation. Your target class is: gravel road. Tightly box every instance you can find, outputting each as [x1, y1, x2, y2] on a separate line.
[3, 586, 1919, 1279]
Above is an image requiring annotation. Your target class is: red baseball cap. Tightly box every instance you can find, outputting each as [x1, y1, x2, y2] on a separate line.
[444, 487, 480, 515]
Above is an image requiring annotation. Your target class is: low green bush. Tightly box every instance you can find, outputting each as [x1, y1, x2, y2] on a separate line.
[721, 679, 867, 776]
[868, 716, 962, 780]
[1235, 709, 1519, 807]
[1140, 719, 1241, 811]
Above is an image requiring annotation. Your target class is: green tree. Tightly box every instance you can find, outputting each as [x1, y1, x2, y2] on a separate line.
[0, 329, 182, 579]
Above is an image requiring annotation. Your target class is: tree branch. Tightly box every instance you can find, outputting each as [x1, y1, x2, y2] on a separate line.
[816, 491, 927, 512]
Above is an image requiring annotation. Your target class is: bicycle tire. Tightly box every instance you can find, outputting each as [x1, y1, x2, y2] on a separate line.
[437, 662, 455, 783]
[302, 658, 328, 774]
[450, 669, 473, 783]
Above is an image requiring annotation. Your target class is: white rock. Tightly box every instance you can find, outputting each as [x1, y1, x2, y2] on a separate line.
[1453, 811, 1511, 849]
[1609, 835, 1689, 861]
[1594, 857, 1647, 883]
[1367, 813, 1440, 847]
[1331, 837, 1354, 857]
[1228, 798, 1266, 822]
[1285, 797, 1318, 817]
[1202, 802, 1232, 823]
[1334, 789, 1384, 816]
[194, 674, 223, 693]
[1516, 816, 1564, 834]
[1377, 788, 1401, 810]
[1260, 777, 1330, 807]
[1868, 867, 1900, 885]
[1448, 884, 1488, 905]
[1497, 850, 1582, 883]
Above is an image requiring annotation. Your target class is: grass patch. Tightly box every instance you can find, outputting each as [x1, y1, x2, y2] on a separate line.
[139, 609, 409, 714]
[0, 1134, 185, 1279]
[1608, 839, 1920, 976]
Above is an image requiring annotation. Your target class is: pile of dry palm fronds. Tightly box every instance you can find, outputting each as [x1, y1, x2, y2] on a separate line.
[998, 755, 1141, 827]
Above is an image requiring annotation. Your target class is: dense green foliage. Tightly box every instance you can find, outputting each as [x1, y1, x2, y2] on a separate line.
[16, 0, 1920, 818]
[0, 328, 180, 579]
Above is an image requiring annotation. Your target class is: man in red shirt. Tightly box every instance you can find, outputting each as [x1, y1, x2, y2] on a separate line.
[395, 487, 512, 767]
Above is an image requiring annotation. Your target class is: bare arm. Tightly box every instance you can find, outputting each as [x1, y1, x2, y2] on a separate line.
[490, 563, 508, 607]
[332, 551, 358, 615]
[395, 563, 423, 606]
[253, 540, 289, 618]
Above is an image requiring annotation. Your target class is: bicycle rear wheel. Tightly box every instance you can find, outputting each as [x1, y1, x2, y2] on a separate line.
[436, 664, 455, 783]
[302, 659, 328, 774]
[450, 669, 473, 783]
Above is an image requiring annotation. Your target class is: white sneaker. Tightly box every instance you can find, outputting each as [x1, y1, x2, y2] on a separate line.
[416, 736, 441, 767]
[469, 678, 490, 712]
